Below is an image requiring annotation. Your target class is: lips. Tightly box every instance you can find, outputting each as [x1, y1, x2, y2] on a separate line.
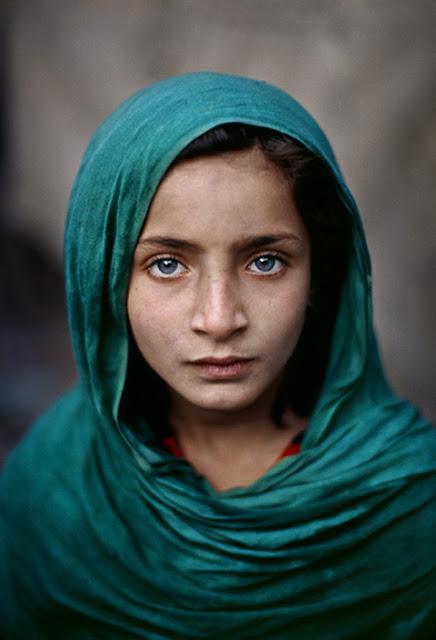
[191, 356, 253, 365]
[188, 356, 255, 379]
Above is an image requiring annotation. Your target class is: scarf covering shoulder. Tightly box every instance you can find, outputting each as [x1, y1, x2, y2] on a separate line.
[1, 72, 435, 639]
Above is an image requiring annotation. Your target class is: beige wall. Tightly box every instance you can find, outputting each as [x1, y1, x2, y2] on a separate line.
[8, 0, 436, 420]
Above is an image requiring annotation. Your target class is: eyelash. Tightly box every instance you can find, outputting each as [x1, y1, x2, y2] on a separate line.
[145, 252, 287, 280]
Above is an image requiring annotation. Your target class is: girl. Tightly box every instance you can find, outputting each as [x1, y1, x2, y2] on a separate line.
[1, 72, 435, 639]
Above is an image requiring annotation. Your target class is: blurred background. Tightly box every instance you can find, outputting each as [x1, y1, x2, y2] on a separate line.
[1, 0, 435, 464]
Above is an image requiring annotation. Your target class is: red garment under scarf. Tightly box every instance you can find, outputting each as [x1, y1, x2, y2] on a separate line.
[163, 433, 304, 461]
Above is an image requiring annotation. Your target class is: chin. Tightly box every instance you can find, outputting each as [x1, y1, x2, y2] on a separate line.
[182, 384, 266, 413]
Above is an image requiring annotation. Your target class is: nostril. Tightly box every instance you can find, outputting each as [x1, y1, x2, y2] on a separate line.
[191, 311, 248, 338]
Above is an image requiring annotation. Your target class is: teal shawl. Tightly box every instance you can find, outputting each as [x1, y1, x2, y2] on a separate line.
[1, 72, 435, 639]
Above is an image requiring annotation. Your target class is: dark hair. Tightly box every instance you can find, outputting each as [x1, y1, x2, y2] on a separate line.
[121, 124, 351, 437]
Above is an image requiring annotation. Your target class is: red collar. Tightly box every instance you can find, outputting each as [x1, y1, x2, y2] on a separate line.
[163, 432, 304, 460]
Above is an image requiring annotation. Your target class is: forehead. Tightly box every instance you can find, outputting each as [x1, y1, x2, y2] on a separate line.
[140, 148, 306, 240]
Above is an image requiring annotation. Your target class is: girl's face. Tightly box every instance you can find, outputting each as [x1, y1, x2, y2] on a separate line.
[128, 147, 310, 416]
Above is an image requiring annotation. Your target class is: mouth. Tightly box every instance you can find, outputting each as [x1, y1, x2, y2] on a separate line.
[187, 356, 256, 380]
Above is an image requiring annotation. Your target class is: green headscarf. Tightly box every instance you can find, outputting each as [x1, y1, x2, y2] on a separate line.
[1, 72, 435, 639]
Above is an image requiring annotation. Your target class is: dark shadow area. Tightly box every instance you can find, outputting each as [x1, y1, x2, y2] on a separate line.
[0, 8, 75, 467]
[0, 229, 75, 466]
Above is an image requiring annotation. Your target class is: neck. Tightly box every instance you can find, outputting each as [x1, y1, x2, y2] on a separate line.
[168, 387, 303, 464]
[167, 389, 306, 491]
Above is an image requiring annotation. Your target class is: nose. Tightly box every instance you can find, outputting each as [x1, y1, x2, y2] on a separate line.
[191, 271, 248, 340]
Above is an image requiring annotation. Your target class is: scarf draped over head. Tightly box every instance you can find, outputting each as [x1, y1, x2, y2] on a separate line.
[1, 72, 435, 639]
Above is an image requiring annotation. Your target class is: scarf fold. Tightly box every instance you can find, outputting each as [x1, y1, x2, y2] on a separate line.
[1, 72, 435, 639]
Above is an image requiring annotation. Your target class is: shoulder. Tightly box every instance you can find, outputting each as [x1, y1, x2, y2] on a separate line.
[2, 388, 88, 496]
[0, 387, 97, 561]
[1, 386, 100, 525]
[0, 388, 100, 627]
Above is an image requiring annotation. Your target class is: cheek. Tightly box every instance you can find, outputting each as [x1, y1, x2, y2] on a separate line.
[128, 285, 167, 346]
[254, 280, 309, 349]
[271, 299, 306, 340]
[127, 283, 188, 362]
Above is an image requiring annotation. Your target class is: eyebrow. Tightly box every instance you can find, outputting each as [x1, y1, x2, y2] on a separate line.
[136, 234, 301, 252]
[137, 236, 198, 251]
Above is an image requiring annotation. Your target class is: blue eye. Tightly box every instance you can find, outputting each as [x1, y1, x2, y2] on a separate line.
[148, 257, 186, 279]
[156, 258, 179, 274]
[249, 254, 284, 274]
[254, 256, 276, 272]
